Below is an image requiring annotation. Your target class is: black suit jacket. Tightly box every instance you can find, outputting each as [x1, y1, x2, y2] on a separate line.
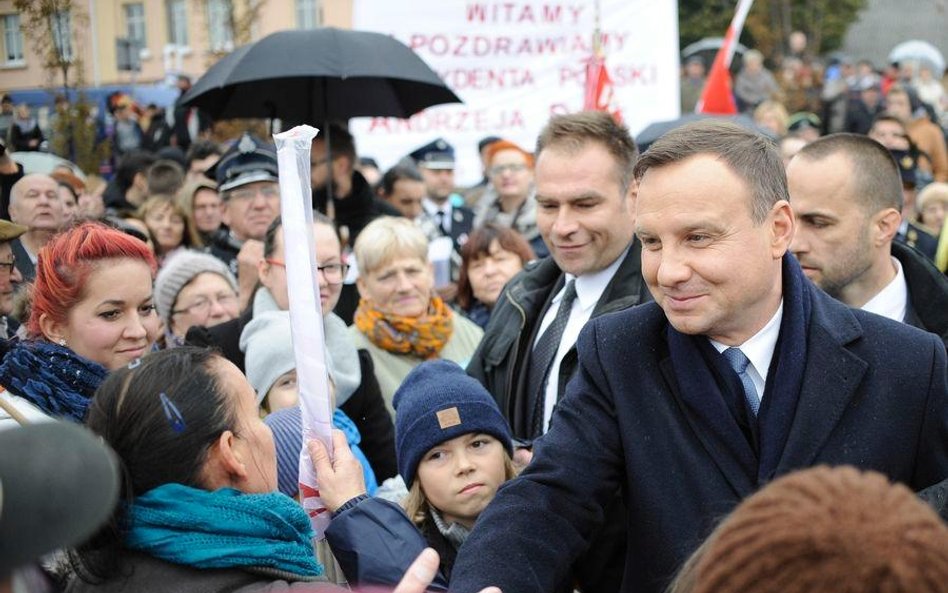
[420, 203, 475, 253]
[892, 240, 948, 348]
[447, 205, 475, 250]
[451, 283, 948, 593]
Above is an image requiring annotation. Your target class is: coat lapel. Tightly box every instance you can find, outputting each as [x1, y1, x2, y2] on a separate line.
[776, 295, 868, 474]
[660, 356, 756, 498]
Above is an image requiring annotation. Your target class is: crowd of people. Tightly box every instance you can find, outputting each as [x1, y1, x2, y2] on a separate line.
[1, 34, 948, 593]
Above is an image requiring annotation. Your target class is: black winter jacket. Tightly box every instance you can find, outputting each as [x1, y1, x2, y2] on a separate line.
[467, 239, 651, 440]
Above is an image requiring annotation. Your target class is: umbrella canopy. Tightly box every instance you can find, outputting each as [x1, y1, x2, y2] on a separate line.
[681, 37, 748, 71]
[11, 152, 86, 180]
[181, 28, 461, 122]
[682, 37, 749, 60]
[888, 40, 945, 75]
[636, 113, 767, 151]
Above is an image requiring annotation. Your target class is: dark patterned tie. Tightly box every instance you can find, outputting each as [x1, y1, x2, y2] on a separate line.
[723, 347, 760, 416]
[527, 280, 578, 437]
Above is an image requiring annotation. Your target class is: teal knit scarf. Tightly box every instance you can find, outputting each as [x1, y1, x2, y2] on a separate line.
[125, 483, 323, 577]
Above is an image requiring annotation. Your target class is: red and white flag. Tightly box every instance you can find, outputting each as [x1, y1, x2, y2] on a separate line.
[583, 14, 623, 124]
[584, 54, 622, 123]
[697, 0, 755, 114]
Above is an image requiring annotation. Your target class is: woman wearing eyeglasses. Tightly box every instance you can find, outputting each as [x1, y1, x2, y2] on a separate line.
[243, 213, 398, 484]
[352, 217, 483, 417]
[154, 250, 240, 348]
[471, 140, 548, 258]
[0, 222, 161, 427]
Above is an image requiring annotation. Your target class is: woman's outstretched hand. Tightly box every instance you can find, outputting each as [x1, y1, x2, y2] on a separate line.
[307, 429, 367, 513]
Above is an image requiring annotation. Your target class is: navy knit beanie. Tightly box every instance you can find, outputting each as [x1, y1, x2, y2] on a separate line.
[393, 360, 513, 487]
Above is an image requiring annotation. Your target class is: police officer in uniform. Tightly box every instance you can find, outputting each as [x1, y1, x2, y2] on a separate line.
[408, 139, 475, 300]
[205, 133, 281, 304]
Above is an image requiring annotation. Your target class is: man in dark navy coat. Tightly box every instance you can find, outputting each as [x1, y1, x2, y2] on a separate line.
[450, 121, 948, 593]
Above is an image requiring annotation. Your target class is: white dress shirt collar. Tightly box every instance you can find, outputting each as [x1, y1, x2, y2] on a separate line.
[861, 257, 908, 323]
[709, 301, 784, 400]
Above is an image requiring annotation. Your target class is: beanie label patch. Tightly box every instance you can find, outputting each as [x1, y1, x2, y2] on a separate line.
[437, 407, 462, 429]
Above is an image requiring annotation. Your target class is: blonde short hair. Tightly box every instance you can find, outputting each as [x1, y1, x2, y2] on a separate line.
[353, 216, 428, 275]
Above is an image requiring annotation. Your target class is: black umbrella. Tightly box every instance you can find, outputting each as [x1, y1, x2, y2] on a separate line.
[181, 27, 461, 227]
[180, 27, 461, 122]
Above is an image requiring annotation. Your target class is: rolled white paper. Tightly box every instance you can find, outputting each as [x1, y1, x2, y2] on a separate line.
[272, 125, 333, 539]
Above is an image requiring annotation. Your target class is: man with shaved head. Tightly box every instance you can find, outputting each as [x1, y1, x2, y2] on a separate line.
[8, 174, 65, 282]
[788, 133, 948, 347]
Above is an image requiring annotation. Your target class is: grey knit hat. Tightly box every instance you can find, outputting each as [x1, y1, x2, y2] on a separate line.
[154, 250, 238, 323]
[239, 310, 295, 405]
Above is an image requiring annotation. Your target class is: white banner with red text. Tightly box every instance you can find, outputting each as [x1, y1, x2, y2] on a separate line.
[351, 0, 680, 186]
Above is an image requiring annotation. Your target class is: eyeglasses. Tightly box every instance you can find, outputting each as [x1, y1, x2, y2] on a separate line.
[266, 258, 348, 285]
[172, 293, 239, 317]
[0, 258, 15, 275]
[228, 185, 279, 202]
[489, 163, 528, 176]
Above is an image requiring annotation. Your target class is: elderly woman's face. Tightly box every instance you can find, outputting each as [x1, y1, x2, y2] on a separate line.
[169, 272, 240, 338]
[359, 256, 434, 318]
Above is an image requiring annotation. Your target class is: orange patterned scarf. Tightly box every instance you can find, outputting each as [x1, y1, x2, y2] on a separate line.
[354, 297, 454, 359]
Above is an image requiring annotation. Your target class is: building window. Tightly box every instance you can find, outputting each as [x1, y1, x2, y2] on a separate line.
[296, 0, 319, 29]
[167, 0, 189, 47]
[125, 3, 146, 49]
[49, 10, 72, 62]
[207, 0, 233, 52]
[2, 14, 24, 65]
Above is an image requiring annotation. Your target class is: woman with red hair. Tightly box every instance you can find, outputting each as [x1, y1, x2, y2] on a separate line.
[0, 222, 161, 425]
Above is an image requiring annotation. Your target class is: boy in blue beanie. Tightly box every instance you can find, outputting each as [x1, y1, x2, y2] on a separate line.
[309, 360, 516, 588]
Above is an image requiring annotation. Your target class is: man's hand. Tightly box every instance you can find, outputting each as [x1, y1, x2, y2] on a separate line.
[391, 548, 501, 593]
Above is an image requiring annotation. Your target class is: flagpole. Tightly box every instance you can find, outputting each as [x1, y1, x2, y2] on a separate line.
[696, 0, 756, 114]
[593, 0, 601, 58]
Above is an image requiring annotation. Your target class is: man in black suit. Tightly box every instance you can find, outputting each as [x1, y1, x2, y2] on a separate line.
[466, 111, 652, 592]
[450, 120, 948, 593]
[788, 133, 948, 347]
